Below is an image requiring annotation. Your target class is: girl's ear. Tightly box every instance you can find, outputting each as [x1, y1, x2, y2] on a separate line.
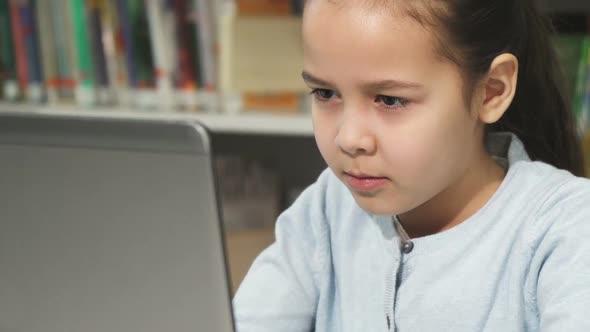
[478, 53, 519, 124]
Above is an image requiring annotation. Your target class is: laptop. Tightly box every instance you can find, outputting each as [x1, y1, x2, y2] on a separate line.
[0, 112, 235, 332]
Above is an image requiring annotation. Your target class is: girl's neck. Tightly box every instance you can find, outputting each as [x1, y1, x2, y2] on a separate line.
[398, 152, 506, 239]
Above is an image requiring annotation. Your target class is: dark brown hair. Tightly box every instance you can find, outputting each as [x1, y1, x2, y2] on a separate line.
[423, 0, 583, 176]
[307, 0, 585, 176]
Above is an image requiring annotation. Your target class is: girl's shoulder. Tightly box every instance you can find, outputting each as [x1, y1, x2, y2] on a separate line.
[511, 160, 590, 234]
[514, 160, 590, 208]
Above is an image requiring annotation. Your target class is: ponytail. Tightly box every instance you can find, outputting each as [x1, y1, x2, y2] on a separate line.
[490, 0, 584, 176]
[407, 0, 585, 175]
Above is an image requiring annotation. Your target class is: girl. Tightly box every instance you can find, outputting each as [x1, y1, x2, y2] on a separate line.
[233, 0, 590, 331]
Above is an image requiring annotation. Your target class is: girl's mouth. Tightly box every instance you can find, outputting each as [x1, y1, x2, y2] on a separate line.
[344, 172, 389, 191]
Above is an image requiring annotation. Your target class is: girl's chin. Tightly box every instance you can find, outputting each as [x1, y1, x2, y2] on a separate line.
[351, 193, 407, 216]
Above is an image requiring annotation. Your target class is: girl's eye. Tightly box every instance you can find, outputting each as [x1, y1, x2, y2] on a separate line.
[376, 95, 409, 111]
[310, 88, 336, 102]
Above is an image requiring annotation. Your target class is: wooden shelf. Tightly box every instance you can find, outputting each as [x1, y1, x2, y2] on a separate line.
[0, 102, 314, 137]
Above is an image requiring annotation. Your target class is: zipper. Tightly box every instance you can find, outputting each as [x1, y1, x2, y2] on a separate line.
[386, 216, 414, 331]
[394, 216, 415, 254]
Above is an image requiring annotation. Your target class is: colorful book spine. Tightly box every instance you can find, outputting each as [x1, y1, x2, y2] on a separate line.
[236, 0, 291, 16]
[174, 0, 199, 109]
[88, 0, 112, 105]
[53, 0, 76, 102]
[146, 0, 175, 109]
[9, 0, 28, 100]
[194, 0, 219, 110]
[0, 0, 19, 100]
[173, 0, 198, 88]
[35, 0, 60, 103]
[194, 0, 216, 91]
[20, 0, 44, 102]
[100, 0, 130, 106]
[129, 0, 156, 108]
[218, 1, 233, 97]
[70, 0, 96, 106]
[117, 0, 137, 92]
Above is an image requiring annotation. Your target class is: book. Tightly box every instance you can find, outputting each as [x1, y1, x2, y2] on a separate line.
[194, 0, 218, 107]
[146, 0, 176, 109]
[88, 0, 113, 105]
[173, 0, 200, 110]
[242, 92, 299, 113]
[35, 0, 60, 103]
[220, 15, 305, 112]
[128, 0, 157, 108]
[100, 0, 130, 106]
[130, 0, 155, 88]
[70, 0, 97, 106]
[236, 0, 291, 16]
[116, 0, 137, 89]
[0, 0, 308, 114]
[9, 0, 28, 100]
[195, 0, 217, 91]
[0, 0, 19, 100]
[54, 0, 77, 102]
[20, 0, 44, 102]
[49, 0, 70, 101]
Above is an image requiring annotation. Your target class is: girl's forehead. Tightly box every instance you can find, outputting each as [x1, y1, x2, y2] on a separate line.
[302, 1, 442, 79]
[303, 0, 435, 49]
[306, 0, 400, 12]
[305, 0, 439, 21]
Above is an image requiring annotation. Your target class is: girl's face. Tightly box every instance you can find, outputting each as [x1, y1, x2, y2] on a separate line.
[303, 1, 488, 216]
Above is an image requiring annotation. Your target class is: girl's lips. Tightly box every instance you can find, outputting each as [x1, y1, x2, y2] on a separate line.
[344, 173, 388, 191]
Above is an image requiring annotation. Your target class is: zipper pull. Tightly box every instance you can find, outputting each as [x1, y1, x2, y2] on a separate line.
[393, 216, 414, 254]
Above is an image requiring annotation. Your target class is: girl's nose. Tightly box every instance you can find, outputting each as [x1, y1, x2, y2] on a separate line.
[335, 109, 377, 157]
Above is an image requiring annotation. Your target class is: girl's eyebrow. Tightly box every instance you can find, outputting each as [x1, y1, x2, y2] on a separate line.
[301, 71, 424, 90]
[366, 79, 424, 91]
[301, 71, 333, 87]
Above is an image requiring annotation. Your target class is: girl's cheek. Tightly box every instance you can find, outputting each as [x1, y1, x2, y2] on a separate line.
[382, 136, 435, 173]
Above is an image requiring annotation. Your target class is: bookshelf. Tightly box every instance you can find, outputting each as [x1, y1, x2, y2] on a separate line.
[0, 102, 314, 137]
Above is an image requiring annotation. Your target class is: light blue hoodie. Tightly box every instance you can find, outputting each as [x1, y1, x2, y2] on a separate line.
[233, 133, 590, 331]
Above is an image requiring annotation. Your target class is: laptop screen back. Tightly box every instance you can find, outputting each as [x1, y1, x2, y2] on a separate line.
[0, 113, 235, 332]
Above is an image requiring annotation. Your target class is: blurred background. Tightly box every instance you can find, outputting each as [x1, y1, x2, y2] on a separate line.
[0, 0, 589, 291]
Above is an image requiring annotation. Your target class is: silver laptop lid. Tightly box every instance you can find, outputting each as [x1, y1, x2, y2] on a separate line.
[0, 112, 235, 332]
